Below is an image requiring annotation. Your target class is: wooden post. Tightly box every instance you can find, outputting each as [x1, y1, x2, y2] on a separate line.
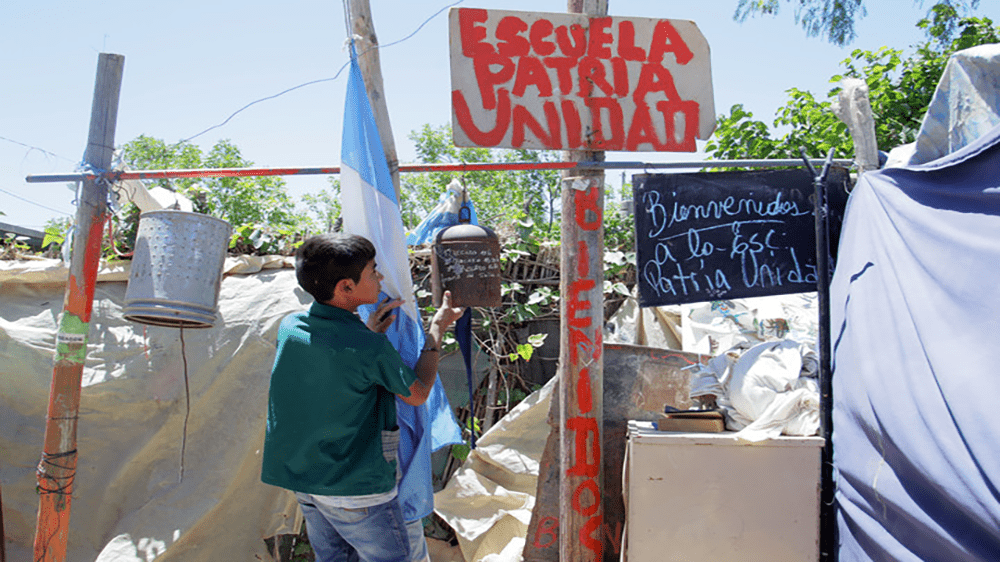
[560, 1, 607, 561]
[1, 471, 6, 562]
[32, 53, 123, 562]
[348, 0, 401, 202]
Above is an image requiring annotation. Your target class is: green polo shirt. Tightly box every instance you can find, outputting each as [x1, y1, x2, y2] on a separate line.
[261, 302, 416, 496]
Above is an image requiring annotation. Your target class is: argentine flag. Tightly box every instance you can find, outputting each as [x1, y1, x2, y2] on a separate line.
[340, 48, 463, 522]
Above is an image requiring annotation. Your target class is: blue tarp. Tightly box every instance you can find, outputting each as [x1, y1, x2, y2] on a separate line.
[830, 123, 1000, 560]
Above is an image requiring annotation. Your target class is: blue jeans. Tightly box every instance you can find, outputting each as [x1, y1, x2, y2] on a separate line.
[296, 493, 411, 562]
[405, 518, 429, 562]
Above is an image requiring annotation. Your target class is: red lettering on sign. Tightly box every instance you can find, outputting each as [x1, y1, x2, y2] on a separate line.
[577, 57, 615, 99]
[574, 185, 602, 231]
[581, 514, 605, 559]
[656, 99, 700, 151]
[566, 416, 600, 477]
[453, 12, 708, 152]
[458, 9, 495, 57]
[452, 88, 510, 146]
[543, 56, 577, 95]
[568, 279, 595, 328]
[587, 17, 613, 59]
[496, 16, 530, 57]
[555, 24, 587, 57]
[648, 20, 693, 65]
[633, 62, 681, 103]
[603, 520, 623, 555]
[533, 516, 559, 548]
[529, 19, 556, 56]
[532, 518, 622, 555]
[576, 240, 590, 277]
[617, 21, 647, 61]
[572, 478, 600, 516]
[512, 56, 553, 98]
[561, 99, 583, 148]
[585, 97, 624, 150]
[626, 103, 660, 151]
[611, 57, 628, 97]
[473, 55, 515, 110]
[512, 102, 560, 149]
[576, 365, 593, 412]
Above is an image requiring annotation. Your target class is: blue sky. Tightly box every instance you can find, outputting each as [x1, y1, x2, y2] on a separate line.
[3, 0, 997, 230]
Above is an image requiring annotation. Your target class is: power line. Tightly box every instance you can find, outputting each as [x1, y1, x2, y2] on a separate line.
[180, 0, 464, 144]
[0, 135, 74, 164]
[0, 186, 71, 216]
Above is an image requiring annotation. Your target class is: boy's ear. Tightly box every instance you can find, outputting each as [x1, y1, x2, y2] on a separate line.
[334, 278, 354, 296]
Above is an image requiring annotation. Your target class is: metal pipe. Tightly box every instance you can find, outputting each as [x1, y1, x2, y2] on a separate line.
[802, 147, 837, 562]
[24, 158, 854, 184]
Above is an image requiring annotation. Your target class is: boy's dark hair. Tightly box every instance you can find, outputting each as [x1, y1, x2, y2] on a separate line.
[295, 234, 376, 302]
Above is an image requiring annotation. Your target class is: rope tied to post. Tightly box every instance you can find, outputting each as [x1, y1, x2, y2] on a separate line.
[36, 449, 78, 496]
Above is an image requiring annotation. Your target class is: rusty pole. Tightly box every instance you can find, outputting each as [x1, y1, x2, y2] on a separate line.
[559, 1, 608, 560]
[32, 53, 123, 562]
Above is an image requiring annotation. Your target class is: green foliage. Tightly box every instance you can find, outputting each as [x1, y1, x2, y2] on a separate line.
[299, 178, 342, 234]
[404, 125, 563, 238]
[42, 217, 72, 256]
[118, 135, 307, 255]
[707, 5, 1000, 161]
[508, 333, 548, 362]
[0, 233, 31, 259]
[733, 0, 980, 46]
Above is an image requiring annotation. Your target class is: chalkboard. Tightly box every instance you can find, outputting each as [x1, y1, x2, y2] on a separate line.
[431, 236, 503, 307]
[633, 168, 850, 307]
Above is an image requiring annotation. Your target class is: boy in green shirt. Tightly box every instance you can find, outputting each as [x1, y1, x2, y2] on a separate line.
[262, 233, 463, 562]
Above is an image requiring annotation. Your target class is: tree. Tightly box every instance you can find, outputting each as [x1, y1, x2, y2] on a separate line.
[734, 0, 980, 45]
[706, 4, 999, 161]
[118, 135, 306, 254]
[404, 124, 563, 242]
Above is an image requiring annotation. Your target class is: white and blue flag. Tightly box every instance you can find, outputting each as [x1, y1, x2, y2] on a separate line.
[340, 47, 463, 522]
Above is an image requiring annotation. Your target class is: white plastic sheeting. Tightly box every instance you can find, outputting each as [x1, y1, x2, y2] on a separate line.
[433, 376, 555, 562]
[606, 292, 819, 356]
[1, 256, 301, 561]
[886, 44, 1000, 167]
[689, 340, 820, 442]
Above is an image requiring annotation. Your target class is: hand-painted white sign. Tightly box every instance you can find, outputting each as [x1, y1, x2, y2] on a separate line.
[448, 8, 715, 152]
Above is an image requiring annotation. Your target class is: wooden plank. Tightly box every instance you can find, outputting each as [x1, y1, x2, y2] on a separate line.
[33, 52, 123, 562]
[349, 0, 401, 201]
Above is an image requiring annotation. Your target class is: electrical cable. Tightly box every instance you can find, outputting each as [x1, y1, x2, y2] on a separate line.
[0, 186, 71, 216]
[180, 0, 463, 143]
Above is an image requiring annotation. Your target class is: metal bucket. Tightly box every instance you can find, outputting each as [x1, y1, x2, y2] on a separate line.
[124, 210, 232, 329]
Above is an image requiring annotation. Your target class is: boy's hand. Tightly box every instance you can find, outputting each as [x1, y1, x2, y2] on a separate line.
[368, 296, 403, 333]
[432, 290, 466, 329]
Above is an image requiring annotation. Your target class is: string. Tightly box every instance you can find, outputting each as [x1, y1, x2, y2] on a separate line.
[179, 325, 191, 483]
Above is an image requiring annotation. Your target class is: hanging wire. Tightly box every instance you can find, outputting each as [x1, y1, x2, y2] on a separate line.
[181, 0, 461, 143]
[178, 326, 191, 483]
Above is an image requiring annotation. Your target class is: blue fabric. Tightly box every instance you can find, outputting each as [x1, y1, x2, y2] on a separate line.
[341, 45, 397, 205]
[340, 48, 462, 524]
[455, 308, 476, 449]
[406, 189, 479, 245]
[830, 123, 1000, 561]
[296, 492, 410, 562]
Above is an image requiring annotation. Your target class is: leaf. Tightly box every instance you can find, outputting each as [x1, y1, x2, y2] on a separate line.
[451, 444, 471, 462]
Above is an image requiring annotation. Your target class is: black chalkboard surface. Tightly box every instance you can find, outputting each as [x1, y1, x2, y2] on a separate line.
[633, 168, 850, 307]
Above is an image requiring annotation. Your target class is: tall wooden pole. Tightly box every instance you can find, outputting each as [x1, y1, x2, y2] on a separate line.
[560, 1, 607, 561]
[33, 53, 123, 562]
[348, 0, 401, 201]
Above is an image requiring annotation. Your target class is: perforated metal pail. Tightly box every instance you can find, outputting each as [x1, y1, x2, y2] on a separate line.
[124, 210, 232, 328]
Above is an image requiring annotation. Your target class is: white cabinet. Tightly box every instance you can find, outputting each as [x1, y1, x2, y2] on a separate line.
[625, 421, 823, 562]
